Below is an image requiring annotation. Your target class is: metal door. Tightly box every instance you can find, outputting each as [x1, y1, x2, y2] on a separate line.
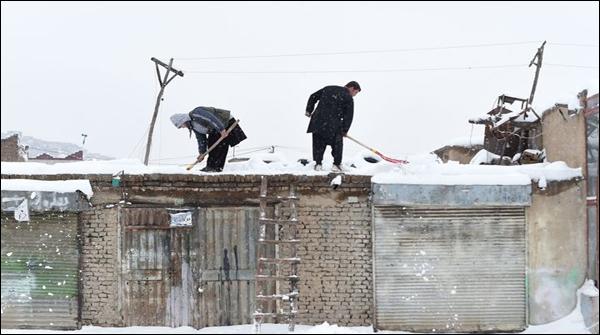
[120, 208, 194, 327]
[195, 207, 259, 327]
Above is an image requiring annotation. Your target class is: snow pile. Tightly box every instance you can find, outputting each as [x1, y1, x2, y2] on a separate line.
[1, 179, 93, 197]
[372, 161, 582, 186]
[302, 321, 365, 334]
[579, 280, 599, 298]
[330, 175, 342, 186]
[522, 280, 595, 334]
[0, 159, 184, 175]
[469, 149, 501, 165]
[1, 150, 582, 187]
[0, 151, 426, 177]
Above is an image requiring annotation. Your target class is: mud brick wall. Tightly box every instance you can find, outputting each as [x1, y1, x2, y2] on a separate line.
[1, 134, 26, 162]
[2, 173, 374, 327]
[79, 207, 122, 326]
[296, 192, 372, 326]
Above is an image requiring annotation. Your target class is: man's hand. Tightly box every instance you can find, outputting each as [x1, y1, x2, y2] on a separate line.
[220, 129, 227, 138]
[305, 111, 312, 118]
[342, 132, 347, 137]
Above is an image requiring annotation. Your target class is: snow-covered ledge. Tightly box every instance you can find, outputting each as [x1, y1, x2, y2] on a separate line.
[1, 179, 93, 212]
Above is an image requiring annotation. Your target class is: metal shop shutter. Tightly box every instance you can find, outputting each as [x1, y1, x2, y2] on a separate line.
[1, 213, 80, 330]
[373, 206, 526, 332]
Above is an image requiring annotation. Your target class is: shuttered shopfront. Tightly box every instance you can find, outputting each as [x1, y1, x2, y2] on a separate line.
[372, 183, 531, 332]
[1, 213, 80, 329]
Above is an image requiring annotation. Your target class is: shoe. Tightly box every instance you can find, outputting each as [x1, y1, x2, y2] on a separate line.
[201, 166, 217, 172]
[314, 163, 323, 171]
[331, 165, 343, 173]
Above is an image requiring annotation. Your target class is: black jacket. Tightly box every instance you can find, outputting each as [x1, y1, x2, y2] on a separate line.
[305, 85, 354, 137]
[192, 118, 247, 154]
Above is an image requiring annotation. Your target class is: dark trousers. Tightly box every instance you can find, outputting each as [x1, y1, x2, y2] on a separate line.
[312, 132, 343, 165]
[206, 118, 247, 171]
[207, 131, 229, 171]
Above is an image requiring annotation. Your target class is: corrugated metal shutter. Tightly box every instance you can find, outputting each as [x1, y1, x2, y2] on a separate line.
[373, 206, 526, 332]
[1, 213, 79, 330]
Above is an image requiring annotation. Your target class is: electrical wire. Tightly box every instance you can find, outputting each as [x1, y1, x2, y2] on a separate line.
[175, 41, 542, 60]
[185, 64, 529, 74]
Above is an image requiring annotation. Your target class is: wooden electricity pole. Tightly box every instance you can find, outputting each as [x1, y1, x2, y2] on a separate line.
[528, 41, 546, 105]
[144, 57, 184, 165]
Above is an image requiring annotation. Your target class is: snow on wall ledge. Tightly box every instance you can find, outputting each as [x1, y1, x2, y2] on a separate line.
[372, 161, 582, 185]
[1, 179, 93, 198]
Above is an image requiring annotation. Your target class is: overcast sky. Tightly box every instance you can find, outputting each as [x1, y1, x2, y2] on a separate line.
[1, 1, 598, 164]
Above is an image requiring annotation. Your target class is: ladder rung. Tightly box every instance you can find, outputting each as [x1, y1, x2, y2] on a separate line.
[260, 195, 299, 201]
[258, 257, 301, 263]
[256, 292, 299, 300]
[253, 311, 298, 317]
[259, 239, 300, 244]
[256, 275, 300, 281]
[259, 218, 299, 224]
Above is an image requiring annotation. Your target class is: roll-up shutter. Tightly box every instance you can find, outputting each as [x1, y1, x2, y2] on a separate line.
[1, 213, 80, 330]
[373, 206, 526, 332]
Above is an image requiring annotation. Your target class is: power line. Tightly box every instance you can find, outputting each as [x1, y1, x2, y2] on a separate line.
[175, 41, 541, 60]
[183, 63, 599, 74]
[128, 124, 150, 159]
[186, 64, 529, 74]
[548, 42, 599, 48]
[545, 63, 599, 69]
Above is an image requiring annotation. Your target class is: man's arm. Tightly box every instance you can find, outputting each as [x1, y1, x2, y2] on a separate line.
[342, 98, 354, 135]
[305, 88, 324, 116]
[193, 130, 208, 155]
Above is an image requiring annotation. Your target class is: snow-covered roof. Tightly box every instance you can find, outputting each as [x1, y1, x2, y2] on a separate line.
[373, 161, 582, 187]
[434, 136, 484, 150]
[1, 149, 582, 188]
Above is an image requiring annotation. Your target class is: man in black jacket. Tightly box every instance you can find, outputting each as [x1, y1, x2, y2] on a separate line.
[305, 81, 361, 172]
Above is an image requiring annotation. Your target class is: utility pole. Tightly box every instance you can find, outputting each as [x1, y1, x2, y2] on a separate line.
[528, 41, 546, 105]
[144, 57, 184, 165]
[81, 133, 88, 147]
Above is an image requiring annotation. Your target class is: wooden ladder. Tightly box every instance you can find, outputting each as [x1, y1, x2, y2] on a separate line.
[253, 176, 300, 333]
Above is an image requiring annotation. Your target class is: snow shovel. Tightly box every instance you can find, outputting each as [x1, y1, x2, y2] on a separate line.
[186, 119, 240, 171]
[345, 134, 409, 164]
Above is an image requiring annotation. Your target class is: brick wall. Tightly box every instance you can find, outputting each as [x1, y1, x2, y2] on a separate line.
[297, 194, 372, 326]
[1, 134, 26, 162]
[79, 207, 122, 326]
[2, 173, 374, 327]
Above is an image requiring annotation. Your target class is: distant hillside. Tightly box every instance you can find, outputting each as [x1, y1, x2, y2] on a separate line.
[1, 131, 113, 160]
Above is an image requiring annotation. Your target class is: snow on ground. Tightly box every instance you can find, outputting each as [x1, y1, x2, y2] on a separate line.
[3, 280, 596, 334]
[0, 179, 93, 197]
[0, 308, 592, 335]
[520, 280, 595, 334]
